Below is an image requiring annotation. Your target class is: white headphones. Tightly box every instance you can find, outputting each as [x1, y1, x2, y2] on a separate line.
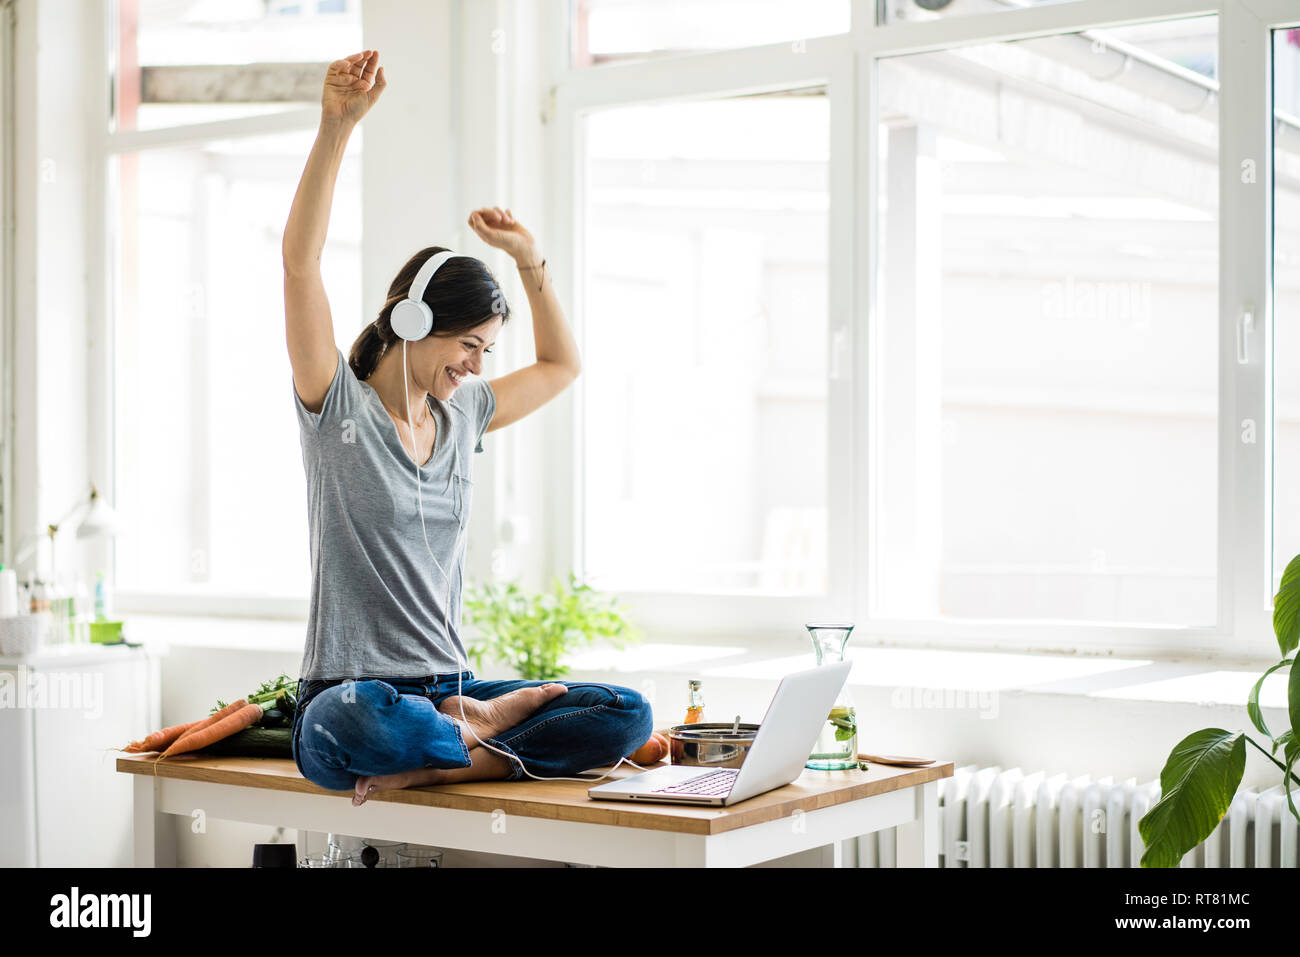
[391, 250, 460, 341]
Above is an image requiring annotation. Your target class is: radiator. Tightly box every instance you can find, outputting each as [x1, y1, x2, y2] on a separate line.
[857, 765, 1300, 867]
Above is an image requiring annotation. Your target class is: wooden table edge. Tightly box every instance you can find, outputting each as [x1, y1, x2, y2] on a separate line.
[117, 755, 954, 837]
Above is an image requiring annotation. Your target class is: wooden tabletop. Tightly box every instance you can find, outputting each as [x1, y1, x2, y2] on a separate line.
[117, 754, 953, 836]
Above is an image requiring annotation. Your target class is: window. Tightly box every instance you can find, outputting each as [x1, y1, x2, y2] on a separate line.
[93, 0, 1293, 656]
[109, 3, 363, 602]
[579, 94, 832, 596]
[556, 0, 1291, 654]
[872, 17, 1220, 626]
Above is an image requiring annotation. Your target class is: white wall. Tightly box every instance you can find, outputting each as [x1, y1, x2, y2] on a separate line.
[358, 0, 457, 331]
[10, 0, 91, 582]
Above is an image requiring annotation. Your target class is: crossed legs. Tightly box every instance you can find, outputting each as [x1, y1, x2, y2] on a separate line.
[294, 676, 654, 806]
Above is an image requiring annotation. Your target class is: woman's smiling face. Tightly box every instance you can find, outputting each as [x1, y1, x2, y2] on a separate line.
[408, 316, 503, 399]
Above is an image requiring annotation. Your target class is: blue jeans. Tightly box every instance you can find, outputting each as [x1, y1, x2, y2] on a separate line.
[292, 671, 654, 791]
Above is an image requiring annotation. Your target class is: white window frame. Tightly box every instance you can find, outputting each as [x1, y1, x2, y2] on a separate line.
[548, 30, 858, 640]
[547, 0, 1297, 661]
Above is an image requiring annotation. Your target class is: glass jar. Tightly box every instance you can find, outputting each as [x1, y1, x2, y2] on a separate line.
[684, 679, 704, 724]
[804, 622, 858, 770]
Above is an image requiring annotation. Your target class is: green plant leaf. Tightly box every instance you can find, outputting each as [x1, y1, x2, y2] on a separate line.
[1275, 729, 1294, 756]
[1247, 658, 1291, 740]
[1274, 554, 1300, 657]
[1292, 654, 1300, 744]
[1138, 729, 1245, 868]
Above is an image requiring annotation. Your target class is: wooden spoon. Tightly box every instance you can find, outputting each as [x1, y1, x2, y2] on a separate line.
[858, 753, 935, 767]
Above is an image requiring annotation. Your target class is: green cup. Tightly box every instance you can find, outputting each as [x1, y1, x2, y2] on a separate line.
[88, 620, 124, 644]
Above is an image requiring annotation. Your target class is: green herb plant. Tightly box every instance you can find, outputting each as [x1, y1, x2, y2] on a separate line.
[1138, 554, 1300, 866]
[213, 673, 298, 730]
[463, 571, 641, 681]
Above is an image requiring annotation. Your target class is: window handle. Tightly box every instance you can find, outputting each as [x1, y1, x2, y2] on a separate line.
[1237, 305, 1255, 365]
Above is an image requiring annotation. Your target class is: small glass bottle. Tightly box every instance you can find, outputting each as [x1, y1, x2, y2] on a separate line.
[29, 578, 50, 614]
[94, 570, 107, 621]
[683, 679, 704, 724]
[72, 582, 90, 643]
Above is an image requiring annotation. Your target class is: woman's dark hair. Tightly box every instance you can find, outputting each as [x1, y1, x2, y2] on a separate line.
[348, 246, 510, 380]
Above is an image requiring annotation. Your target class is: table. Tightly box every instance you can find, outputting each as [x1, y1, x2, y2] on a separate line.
[117, 754, 952, 868]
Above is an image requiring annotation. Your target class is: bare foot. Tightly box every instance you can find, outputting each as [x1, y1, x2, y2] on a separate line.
[352, 745, 517, 805]
[353, 767, 445, 806]
[437, 683, 568, 749]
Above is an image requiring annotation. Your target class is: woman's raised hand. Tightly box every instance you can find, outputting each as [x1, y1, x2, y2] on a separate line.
[322, 50, 387, 126]
[468, 207, 539, 265]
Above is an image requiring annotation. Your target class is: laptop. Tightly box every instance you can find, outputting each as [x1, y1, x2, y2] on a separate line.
[587, 660, 853, 806]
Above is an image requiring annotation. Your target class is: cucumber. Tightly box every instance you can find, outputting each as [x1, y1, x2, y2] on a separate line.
[198, 727, 293, 758]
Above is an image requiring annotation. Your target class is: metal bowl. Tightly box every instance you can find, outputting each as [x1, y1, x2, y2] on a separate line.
[668, 723, 761, 769]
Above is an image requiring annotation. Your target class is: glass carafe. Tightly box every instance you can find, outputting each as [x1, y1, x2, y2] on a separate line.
[804, 622, 858, 770]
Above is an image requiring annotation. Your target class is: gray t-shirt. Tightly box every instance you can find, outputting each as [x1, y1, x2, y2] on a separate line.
[292, 347, 496, 680]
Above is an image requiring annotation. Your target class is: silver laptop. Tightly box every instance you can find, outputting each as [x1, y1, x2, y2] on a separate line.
[588, 660, 853, 806]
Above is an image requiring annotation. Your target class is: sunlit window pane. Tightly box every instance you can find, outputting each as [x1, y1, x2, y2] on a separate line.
[113, 130, 362, 598]
[874, 17, 1219, 625]
[581, 95, 830, 595]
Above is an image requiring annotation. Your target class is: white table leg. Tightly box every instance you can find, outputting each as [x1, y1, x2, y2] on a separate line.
[818, 841, 844, 867]
[896, 779, 939, 867]
[133, 775, 158, 868]
[674, 834, 709, 867]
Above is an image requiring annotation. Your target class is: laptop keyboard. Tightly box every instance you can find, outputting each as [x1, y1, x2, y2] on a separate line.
[652, 768, 739, 796]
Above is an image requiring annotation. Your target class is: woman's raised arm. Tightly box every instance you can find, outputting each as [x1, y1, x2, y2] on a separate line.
[283, 50, 386, 413]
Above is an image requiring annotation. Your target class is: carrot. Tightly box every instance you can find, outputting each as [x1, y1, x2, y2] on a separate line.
[124, 720, 201, 754]
[160, 703, 264, 759]
[168, 698, 248, 745]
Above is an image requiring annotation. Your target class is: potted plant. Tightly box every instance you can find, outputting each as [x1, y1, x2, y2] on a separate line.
[1138, 554, 1300, 866]
[463, 571, 641, 681]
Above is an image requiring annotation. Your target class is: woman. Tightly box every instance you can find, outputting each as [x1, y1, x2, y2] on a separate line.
[283, 50, 652, 807]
